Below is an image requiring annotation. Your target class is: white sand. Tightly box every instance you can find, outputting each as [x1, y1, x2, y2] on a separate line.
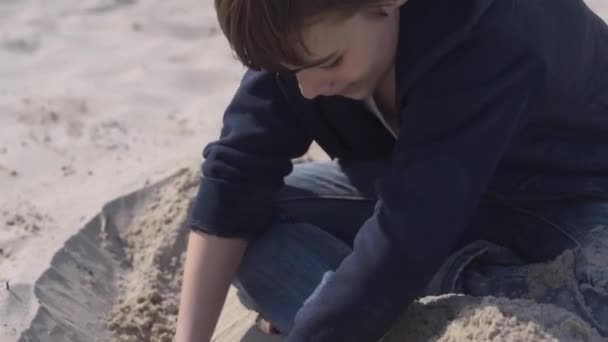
[383, 295, 603, 342]
[0, 0, 242, 339]
[1, 0, 607, 341]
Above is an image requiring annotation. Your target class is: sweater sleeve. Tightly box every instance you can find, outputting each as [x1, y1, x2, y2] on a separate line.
[285, 29, 545, 342]
[187, 70, 313, 240]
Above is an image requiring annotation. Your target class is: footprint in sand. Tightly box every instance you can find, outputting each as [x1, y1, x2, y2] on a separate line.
[1, 200, 54, 235]
[0, 200, 56, 266]
[1, 35, 41, 55]
[0, 164, 19, 178]
[89, 120, 129, 151]
[16, 97, 89, 149]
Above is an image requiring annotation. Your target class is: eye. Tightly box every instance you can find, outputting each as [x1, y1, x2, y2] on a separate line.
[321, 55, 343, 70]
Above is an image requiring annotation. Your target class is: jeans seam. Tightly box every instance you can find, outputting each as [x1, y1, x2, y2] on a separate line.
[446, 246, 490, 293]
[503, 202, 582, 248]
[277, 195, 376, 202]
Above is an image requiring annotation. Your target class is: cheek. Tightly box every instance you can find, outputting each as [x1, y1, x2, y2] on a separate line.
[296, 69, 321, 86]
[342, 61, 377, 92]
[340, 59, 371, 85]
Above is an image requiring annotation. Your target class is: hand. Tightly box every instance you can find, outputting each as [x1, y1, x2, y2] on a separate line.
[255, 315, 280, 335]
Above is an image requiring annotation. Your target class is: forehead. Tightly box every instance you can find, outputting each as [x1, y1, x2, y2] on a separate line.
[282, 11, 376, 72]
[296, 14, 363, 55]
[278, 19, 342, 71]
[300, 14, 357, 45]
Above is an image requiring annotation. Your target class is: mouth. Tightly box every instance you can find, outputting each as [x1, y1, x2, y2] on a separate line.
[321, 83, 365, 99]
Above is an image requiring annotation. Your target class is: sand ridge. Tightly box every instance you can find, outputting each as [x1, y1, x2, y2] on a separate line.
[383, 295, 604, 342]
[102, 167, 195, 342]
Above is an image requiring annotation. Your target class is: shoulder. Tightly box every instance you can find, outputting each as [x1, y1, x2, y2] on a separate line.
[395, 0, 542, 95]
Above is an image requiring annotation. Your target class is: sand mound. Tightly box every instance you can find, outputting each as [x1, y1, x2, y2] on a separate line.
[19, 164, 606, 341]
[383, 295, 604, 342]
[19, 166, 197, 342]
[101, 167, 196, 341]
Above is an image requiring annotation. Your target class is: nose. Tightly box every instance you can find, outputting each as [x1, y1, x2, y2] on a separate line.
[296, 70, 333, 99]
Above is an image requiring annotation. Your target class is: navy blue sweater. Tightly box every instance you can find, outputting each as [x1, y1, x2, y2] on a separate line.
[188, 0, 608, 340]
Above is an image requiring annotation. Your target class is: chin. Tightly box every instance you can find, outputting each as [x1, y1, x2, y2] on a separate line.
[340, 87, 372, 100]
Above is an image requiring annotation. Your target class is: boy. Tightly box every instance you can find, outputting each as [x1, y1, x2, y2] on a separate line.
[175, 0, 608, 341]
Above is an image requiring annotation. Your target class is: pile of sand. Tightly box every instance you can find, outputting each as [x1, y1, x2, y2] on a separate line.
[383, 295, 602, 342]
[101, 167, 197, 341]
[19, 166, 197, 341]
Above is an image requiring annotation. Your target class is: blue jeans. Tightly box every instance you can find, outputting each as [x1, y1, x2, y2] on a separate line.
[232, 159, 608, 337]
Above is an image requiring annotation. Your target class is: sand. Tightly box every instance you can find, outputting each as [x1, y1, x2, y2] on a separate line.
[101, 168, 194, 342]
[383, 294, 606, 342]
[0, 0, 242, 340]
[1, 0, 607, 341]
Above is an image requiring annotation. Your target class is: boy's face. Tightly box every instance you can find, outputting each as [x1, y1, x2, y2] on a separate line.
[285, 2, 405, 100]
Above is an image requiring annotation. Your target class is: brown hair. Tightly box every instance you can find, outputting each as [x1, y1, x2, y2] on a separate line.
[215, 0, 390, 73]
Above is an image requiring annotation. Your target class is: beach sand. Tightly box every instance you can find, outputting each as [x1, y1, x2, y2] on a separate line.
[1, 0, 607, 341]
